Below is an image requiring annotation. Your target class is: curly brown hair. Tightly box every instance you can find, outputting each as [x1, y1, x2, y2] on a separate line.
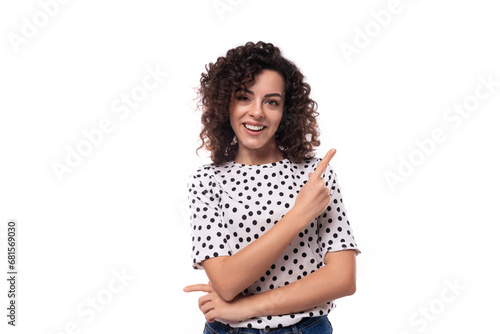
[196, 41, 320, 164]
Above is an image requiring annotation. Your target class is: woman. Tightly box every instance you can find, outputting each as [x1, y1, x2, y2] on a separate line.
[184, 41, 360, 333]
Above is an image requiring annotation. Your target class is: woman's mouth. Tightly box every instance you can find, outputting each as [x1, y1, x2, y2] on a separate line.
[243, 123, 266, 135]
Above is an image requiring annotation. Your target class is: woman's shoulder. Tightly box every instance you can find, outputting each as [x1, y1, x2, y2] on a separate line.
[289, 155, 321, 168]
[293, 156, 321, 165]
[289, 155, 335, 174]
[188, 160, 232, 182]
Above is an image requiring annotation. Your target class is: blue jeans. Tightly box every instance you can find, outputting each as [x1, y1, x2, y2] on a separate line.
[203, 316, 332, 334]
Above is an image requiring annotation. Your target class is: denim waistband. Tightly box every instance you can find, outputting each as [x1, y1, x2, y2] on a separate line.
[205, 315, 326, 334]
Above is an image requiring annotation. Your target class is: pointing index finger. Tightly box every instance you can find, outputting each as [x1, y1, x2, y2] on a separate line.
[311, 149, 336, 180]
[183, 283, 214, 293]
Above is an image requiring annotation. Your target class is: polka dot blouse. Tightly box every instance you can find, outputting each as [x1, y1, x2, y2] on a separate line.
[187, 157, 360, 329]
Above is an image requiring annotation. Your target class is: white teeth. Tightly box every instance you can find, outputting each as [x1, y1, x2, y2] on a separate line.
[244, 123, 264, 131]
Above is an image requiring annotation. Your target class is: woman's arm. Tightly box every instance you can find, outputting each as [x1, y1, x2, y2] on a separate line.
[186, 249, 357, 322]
[194, 149, 337, 302]
[248, 249, 357, 316]
[201, 206, 310, 301]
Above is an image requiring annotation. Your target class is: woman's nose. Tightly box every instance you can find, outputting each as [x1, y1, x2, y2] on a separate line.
[248, 101, 264, 117]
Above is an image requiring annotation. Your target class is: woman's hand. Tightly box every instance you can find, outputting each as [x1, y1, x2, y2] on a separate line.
[183, 282, 256, 322]
[293, 148, 336, 223]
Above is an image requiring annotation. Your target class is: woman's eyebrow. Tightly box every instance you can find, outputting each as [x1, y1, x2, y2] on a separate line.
[243, 88, 283, 98]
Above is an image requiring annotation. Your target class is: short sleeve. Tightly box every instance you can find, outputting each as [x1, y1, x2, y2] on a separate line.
[316, 164, 360, 260]
[187, 169, 232, 270]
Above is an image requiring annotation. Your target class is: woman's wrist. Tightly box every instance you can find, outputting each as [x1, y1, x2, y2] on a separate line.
[289, 205, 313, 227]
[242, 292, 271, 319]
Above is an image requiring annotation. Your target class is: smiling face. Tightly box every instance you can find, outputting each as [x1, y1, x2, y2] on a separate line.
[229, 69, 285, 165]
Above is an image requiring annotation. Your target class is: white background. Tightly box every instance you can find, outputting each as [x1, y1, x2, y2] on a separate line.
[1, 0, 499, 333]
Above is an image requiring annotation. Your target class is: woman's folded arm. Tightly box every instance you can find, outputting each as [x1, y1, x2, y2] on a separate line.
[202, 206, 310, 301]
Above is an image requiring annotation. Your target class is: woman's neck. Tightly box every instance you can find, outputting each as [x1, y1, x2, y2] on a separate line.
[234, 149, 284, 165]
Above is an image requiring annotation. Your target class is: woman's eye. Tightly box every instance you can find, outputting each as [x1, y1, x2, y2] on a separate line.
[267, 100, 279, 106]
[237, 96, 250, 101]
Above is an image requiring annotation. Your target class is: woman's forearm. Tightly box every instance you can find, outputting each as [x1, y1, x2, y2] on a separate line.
[202, 206, 311, 301]
[244, 250, 357, 318]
